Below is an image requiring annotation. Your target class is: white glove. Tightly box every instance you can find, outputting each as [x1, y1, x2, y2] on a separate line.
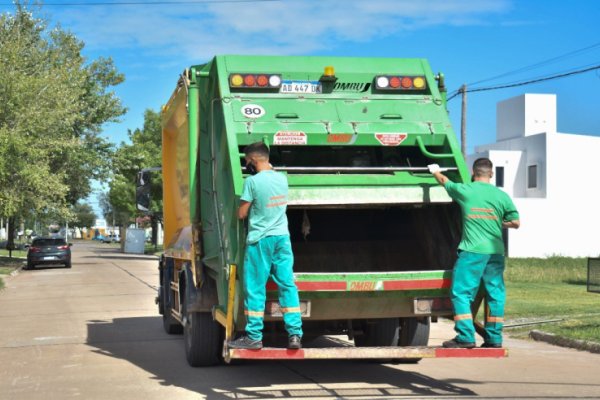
[428, 164, 441, 174]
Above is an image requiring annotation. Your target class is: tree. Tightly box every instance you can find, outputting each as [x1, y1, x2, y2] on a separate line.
[0, 3, 125, 255]
[109, 109, 163, 245]
[71, 203, 97, 229]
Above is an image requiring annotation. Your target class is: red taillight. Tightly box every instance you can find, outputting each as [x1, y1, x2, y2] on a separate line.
[257, 75, 268, 87]
[29, 247, 41, 253]
[58, 245, 69, 250]
[401, 77, 413, 88]
[244, 74, 256, 86]
[389, 76, 401, 88]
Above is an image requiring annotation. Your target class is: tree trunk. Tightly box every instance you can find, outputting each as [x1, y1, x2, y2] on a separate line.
[7, 216, 16, 259]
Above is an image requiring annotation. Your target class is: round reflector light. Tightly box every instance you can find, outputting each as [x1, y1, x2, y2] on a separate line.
[413, 76, 425, 89]
[376, 76, 389, 88]
[401, 77, 412, 88]
[244, 74, 256, 86]
[257, 75, 268, 87]
[269, 75, 281, 87]
[231, 74, 243, 87]
[389, 76, 401, 88]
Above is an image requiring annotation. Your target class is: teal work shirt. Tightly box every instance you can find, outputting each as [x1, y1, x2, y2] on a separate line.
[240, 170, 290, 244]
[444, 181, 519, 255]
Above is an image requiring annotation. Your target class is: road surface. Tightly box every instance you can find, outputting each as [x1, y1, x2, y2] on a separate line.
[0, 242, 598, 399]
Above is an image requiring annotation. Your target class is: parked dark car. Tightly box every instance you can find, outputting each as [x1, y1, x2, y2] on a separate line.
[26, 237, 72, 269]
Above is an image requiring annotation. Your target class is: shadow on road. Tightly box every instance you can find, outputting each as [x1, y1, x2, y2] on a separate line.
[87, 316, 478, 399]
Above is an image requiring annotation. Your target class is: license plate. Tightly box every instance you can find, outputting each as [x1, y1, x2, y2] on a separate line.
[280, 80, 321, 94]
[43, 256, 55, 260]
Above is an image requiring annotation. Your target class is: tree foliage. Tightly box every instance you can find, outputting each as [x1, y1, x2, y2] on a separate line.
[71, 202, 97, 228]
[0, 3, 125, 221]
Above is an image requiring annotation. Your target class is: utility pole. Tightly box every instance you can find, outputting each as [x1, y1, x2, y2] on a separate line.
[460, 84, 467, 159]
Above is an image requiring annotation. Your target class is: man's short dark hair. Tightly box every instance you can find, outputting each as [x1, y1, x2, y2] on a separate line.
[473, 158, 493, 177]
[244, 142, 270, 159]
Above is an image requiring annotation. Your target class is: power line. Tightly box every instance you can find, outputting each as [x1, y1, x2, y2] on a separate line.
[447, 63, 600, 101]
[467, 40, 600, 87]
[0, 0, 279, 5]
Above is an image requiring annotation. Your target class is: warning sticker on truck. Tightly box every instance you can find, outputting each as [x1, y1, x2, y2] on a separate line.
[274, 131, 307, 145]
[375, 133, 407, 146]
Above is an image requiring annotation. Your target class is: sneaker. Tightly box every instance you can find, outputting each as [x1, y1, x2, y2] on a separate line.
[481, 342, 502, 348]
[288, 335, 302, 349]
[442, 339, 476, 349]
[228, 335, 262, 350]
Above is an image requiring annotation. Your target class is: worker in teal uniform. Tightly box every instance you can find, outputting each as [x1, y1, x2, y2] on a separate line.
[428, 158, 520, 348]
[228, 142, 303, 350]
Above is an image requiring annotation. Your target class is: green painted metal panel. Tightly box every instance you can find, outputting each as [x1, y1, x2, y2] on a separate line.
[171, 54, 469, 326]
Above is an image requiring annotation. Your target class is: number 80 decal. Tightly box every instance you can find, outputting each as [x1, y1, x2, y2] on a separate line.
[241, 104, 265, 119]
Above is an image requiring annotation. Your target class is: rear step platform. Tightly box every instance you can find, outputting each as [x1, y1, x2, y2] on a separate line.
[227, 346, 507, 360]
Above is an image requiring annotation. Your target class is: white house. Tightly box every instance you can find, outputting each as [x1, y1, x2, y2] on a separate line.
[468, 93, 600, 258]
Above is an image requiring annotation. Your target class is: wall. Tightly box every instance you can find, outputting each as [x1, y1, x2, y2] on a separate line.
[472, 133, 546, 198]
[497, 94, 556, 141]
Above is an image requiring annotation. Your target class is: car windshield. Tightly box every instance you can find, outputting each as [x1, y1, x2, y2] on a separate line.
[33, 238, 66, 246]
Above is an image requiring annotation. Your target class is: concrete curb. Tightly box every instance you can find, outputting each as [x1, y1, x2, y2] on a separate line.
[530, 329, 600, 354]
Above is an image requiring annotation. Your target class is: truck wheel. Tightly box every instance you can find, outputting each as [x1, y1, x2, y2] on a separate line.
[355, 318, 400, 347]
[397, 317, 430, 364]
[162, 270, 183, 335]
[184, 310, 222, 367]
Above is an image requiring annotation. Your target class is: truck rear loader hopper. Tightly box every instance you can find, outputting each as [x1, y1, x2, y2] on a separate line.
[150, 56, 507, 366]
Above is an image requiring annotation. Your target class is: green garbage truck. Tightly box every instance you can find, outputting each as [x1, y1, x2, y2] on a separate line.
[139, 55, 506, 366]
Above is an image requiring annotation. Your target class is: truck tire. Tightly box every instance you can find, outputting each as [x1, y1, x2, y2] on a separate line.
[397, 317, 430, 363]
[184, 310, 222, 367]
[354, 318, 400, 347]
[162, 269, 183, 335]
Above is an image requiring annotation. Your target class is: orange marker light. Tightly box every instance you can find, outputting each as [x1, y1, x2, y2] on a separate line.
[389, 76, 401, 88]
[413, 76, 426, 89]
[324, 66, 335, 77]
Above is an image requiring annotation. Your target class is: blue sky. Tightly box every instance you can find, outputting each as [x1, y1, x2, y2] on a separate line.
[2, 0, 600, 214]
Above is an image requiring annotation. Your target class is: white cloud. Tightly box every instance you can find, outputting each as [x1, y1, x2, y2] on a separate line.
[57, 0, 512, 62]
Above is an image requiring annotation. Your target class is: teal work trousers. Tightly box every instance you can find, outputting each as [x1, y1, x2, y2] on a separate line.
[243, 235, 303, 341]
[451, 251, 506, 345]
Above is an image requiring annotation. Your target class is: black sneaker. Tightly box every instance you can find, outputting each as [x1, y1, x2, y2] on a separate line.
[228, 335, 262, 350]
[288, 335, 302, 349]
[481, 342, 502, 348]
[442, 339, 476, 349]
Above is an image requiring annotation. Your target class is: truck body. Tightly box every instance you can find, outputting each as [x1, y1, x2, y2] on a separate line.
[151, 55, 506, 366]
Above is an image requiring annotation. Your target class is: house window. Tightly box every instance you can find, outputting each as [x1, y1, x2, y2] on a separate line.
[495, 166, 504, 188]
[528, 165, 537, 189]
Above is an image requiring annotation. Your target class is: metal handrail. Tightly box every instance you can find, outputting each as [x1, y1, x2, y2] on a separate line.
[241, 166, 457, 173]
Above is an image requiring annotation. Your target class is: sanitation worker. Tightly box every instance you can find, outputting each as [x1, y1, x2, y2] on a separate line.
[228, 141, 303, 350]
[428, 158, 520, 349]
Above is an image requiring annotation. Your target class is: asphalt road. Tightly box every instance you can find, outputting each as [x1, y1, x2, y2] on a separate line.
[0, 241, 599, 400]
